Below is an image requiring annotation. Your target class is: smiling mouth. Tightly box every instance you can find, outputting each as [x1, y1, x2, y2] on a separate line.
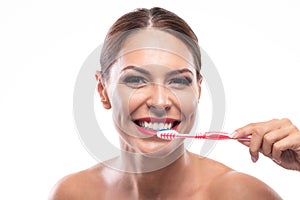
[134, 118, 180, 131]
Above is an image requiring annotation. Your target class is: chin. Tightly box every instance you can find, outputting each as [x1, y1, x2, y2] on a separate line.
[128, 137, 185, 158]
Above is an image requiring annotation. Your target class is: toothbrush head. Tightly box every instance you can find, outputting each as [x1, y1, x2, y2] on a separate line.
[156, 129, 178, 140]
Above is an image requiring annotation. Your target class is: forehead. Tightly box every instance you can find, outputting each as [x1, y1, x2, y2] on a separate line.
[118, 29, 194, 68]
[117, 49, 193, 73]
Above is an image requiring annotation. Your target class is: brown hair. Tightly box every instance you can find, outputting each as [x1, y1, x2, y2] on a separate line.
[100, 7, 202, 81]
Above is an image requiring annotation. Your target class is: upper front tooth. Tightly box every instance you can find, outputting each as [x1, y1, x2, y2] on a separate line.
[148, 122, 153, 129]
[158, 123, 164, 130]
[153, 123, 158, 130]
[139, 121, 174, 130]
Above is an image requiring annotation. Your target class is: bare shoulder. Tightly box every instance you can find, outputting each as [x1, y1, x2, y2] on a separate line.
[188, 151, 233, 174]
[48, 164, 108, 200]
[207, 171, 282, 200]
[188, 152, 282, 199]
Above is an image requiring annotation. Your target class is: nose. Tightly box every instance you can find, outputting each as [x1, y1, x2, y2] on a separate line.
[146, 83, 172, 116]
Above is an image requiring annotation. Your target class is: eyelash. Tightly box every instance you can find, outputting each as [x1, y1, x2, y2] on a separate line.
[168, 77, 192, 86]
[121, 75, 192, 88]
[122, 76, 147, 87]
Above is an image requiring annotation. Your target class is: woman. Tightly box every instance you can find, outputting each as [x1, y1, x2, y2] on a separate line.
[50, 7, 300, 199]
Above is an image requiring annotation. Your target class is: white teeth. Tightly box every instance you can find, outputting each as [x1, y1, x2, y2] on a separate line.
[138, 121, 174, 131]
[163, 123, 168, 129]
[140, 121, 144, 127]
[153, 123, 158, 130]
[158, 123, 164, 130]
[148, 122, 153, 129]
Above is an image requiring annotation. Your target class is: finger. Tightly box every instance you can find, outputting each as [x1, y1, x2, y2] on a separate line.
[234, 119, 281, 138]
[261, 128, 289, 157]
[234, 118, 296, 163]
[237, 127, 289, 154]
[237, 140, 250, 147]
[272, 131, 300, 163]
[249, 131, 264, 162]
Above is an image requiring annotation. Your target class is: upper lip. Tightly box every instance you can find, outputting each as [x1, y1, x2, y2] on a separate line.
[133, 117, 181, 130]
[133, 117, 179, 123]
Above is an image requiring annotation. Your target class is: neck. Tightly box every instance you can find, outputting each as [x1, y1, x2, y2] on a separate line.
[119, 142, 186, 173]
[117, 145, 192, 198]
[137, 151, 190, 194]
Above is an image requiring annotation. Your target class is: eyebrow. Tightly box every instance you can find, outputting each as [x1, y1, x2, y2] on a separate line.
[166, 68, 194, 77]
[121, 65, 194, 77]
[121, 65, 151, 76]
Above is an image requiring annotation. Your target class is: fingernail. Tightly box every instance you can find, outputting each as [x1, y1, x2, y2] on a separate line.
[273, 159, 281, 164]
[251, 156, 258, 163]
[229, 131, 238, 138]
[239, 141, 250, 146]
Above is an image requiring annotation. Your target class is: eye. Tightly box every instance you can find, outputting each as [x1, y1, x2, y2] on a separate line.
[122, 75, 147, 88]
[169, 77, 192, 87]
[124, 76, 146, 84]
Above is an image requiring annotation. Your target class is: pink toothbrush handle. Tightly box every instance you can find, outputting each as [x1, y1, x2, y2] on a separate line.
[200, 132, 251, 141]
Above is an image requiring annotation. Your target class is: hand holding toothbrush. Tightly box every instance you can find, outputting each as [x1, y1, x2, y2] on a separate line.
[234, 118, 300, 171]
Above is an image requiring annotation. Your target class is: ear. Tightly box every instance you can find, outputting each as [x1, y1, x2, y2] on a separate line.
[95, 71, 111, 109]
[197, 77, 203, 101]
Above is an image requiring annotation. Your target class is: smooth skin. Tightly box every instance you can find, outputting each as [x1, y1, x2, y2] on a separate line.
[235, 118, 300, 171]
[49, 151, 281, 200]
[49, 30, 285, 200]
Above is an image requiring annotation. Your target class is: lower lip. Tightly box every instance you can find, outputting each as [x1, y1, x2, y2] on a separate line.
[135, 124, 179, 136]
[135, 125, 157, 136]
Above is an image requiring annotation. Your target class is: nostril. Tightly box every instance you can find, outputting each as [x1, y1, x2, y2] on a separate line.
[150, 104, 171, 111]
[147, 103, 171, 110]
[147, 83, 172, 108]
[148, 105, 168, 117]
[149, 104, 169, 110]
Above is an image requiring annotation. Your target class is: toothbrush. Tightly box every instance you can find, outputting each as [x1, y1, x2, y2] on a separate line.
[156, 129, 251, 141]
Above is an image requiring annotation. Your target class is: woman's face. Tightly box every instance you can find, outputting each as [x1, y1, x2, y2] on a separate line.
[99, 29, 201, 155]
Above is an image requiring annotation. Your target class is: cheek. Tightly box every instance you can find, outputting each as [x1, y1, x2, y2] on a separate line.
[127, 90, 149, 114]
[172, 88, 199, 121]
[173, 88, 199, 134]
[110, 86, 130, 117]
[109, 86, 148, 121]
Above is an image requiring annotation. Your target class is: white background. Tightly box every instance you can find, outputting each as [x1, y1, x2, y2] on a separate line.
[1, 0, 300, 199]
